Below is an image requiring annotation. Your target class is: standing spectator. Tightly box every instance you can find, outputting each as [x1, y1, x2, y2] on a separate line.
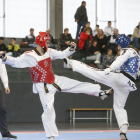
[102, 49, 115, 69]
[59, 28, 73, 51]
[0, 37, 7, 52]
[75, 1, 88, 39]
[25, 28, 37, 48]
[78, 27, 92, 59]
[0, 60, 17, 139]
[92, 25, 99, 37]
[95, 29, 108, 54]
[104, 21, 114, 37]
[109, 28, 119, 54]
[131, 22, 140, 48]
[7, 38, 20, 57]
[80, 22, 93, 37]
[86, 39, 101, 64]
[46, 29, 55, 49]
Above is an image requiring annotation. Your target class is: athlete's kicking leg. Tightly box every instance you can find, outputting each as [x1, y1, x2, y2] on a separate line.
[64, 59, 136, 140]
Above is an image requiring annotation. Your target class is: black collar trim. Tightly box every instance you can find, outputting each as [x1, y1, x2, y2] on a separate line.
[34, 48, 41, 56]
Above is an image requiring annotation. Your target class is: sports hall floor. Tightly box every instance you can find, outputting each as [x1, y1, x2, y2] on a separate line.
[6, 122, 140, 140]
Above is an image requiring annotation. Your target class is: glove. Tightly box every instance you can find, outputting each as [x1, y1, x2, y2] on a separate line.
[104, 68, 112, 75]
[69, 42, 76, 51]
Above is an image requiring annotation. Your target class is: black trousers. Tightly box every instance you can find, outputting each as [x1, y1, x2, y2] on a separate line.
[0, 84, 9, 135]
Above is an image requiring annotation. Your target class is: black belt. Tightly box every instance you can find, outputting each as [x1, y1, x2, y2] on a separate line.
[44, 83, 61, 93]
[120, 71, 136, 83]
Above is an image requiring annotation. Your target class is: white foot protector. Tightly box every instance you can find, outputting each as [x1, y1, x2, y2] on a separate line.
[99, 88, 113, 100]
[63, 58, 73, 68]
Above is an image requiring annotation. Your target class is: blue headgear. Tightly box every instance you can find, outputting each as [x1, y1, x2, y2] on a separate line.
[115, 34, 131, 48]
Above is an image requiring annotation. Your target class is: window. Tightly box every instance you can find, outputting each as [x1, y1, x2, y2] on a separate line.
[97, 0, 115, 30]
[0, 0, 4, 36]
[63, 0, 96, 38]
[5, 0, 47, 38]
[116, 0, 140, 35]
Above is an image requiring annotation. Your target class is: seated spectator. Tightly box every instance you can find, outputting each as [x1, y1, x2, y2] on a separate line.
[7, 38, 20, 57]
[114, 49, 120, 60]
[78, 27, 92, 60]
[108, 28, 119, 54]
[46, 29, 55, 49]
[0, 37, 7, 52]
[102, 49, 114, 69]
[95, 29, 108, 54]
[131, 22, 140, 48]
[86, 39, 101, 64]
[59, 28, 73, 51]
[92, 25, 99, 37]
[104, 21, 114, 41]
[25, 28, 37, 48]
[80, 22, 93, 37]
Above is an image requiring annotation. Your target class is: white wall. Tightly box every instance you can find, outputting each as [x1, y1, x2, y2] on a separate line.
[0, 0, 4, 36]
[4, 0, 47, 38]
[63, 0, 140, 37]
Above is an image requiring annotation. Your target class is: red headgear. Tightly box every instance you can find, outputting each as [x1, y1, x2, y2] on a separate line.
[36, 32, 50, 50]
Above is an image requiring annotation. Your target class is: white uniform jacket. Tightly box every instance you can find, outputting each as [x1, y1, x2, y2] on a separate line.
[0, 59, 9, 88]
[4, 48, 74, 93]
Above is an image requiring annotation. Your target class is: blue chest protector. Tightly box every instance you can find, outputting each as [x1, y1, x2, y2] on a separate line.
[120, 56, 138, 76]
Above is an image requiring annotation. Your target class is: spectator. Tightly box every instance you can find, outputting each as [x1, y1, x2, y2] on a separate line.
[78, 27, 92, 60]
[114, 49, 120, 60]
[60, 28, 73, 51]
[81, 22, 93, 37]
[25, 28, 37, 48]
[75, 1, 88, 39]
[102, 49, 115, 69]
[7, 38, 20, 57]
[104, 21, 114, 37]
[86, 39, 101, 64]
[109, 28, 119, 54]
[95, 29, 108, 54]
[0, 37, 7, 52]
[92, 25, 99, 37]
[131, 22, 140, 48]
[46, 29, 55, 49]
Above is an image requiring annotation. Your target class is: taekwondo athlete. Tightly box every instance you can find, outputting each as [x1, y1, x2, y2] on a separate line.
[0, 32, 112, 140]
[64, 34, 140, 140]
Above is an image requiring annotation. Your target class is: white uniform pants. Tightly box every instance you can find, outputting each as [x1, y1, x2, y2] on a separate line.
[71, 60, 137, 128]
[86, 53, 101, 62]
[39, 75, 101, 138]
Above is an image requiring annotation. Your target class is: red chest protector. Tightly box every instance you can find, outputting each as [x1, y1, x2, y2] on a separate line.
[26, 49, 55, 84]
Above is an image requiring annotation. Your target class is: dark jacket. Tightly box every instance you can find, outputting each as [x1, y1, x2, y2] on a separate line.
[0, 43, 7, 51]
[74, 5, 88, 22]
[25, 35, 35, 44]
[95, 35, 108, 50]
[87, 45, 100, 56]
[48, 34, 54, 44]
[59, 33, 73, 44]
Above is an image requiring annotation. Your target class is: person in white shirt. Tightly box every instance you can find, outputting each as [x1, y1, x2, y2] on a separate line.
[109, 28, 119, 54]
[64, 34, 139, 140]
[104, 21, 114, 37]
[0, 59, 17, 139]
[92, 25, 99, 37]
[0, 32, 112, 140]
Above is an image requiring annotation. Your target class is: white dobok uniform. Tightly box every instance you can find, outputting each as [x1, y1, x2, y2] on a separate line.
[71, 48, 140, 129]
[4, 48, 101, 137]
